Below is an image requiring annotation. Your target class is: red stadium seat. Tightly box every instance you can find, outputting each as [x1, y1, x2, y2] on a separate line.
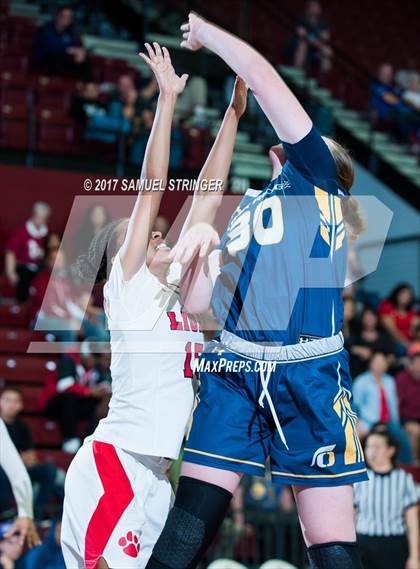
[0, 102, 29, 149]
[0, 301, 29, 327]
[90, 55, 137, 84]
[37, 91, 72, 113]
[0, 53, 28, 72]
[0, 355, 57, 383]
[0, 275, 16, 298]
[37, 449, 73, 470]
[24, 416, 62, 447]
[37, 109, 77, 154]
[0, 329, 46, 354]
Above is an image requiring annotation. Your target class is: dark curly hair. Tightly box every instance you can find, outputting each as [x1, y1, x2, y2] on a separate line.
[75, 218, 126, 283]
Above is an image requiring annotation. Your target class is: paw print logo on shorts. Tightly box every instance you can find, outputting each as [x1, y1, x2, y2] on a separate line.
[118, 531, 140, 558]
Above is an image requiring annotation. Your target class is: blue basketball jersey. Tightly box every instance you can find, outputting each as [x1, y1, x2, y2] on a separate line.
[212, 127, 348, 345]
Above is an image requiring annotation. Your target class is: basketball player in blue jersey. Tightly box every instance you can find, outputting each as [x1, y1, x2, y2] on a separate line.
[145, 13, 367, 569]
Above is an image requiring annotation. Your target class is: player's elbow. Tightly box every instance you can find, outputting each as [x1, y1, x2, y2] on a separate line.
[246, 55, 277, 96]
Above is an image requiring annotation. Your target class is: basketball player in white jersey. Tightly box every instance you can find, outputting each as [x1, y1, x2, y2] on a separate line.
[61, 42, 247, 569]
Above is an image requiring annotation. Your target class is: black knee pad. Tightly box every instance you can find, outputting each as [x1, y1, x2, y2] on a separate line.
[146, 476, 232, 569]
[307, 541, 363, 569]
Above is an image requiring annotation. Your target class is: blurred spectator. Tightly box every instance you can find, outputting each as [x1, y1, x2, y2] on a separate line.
[241, 474, 294, 514]
[396, 343, 420, 462]
[130, 107, 184, 168]
[354, 430, 419, 569]
[402, 74, 420, 111]
[0, 418, 39, 562]
[129, 106, 154, 165]
[353, 353, 412, 463]
[395, 58, 419, 90]
[22, 519, 65, 569]
[370, 63, 404, 123]
[113, 74, 139, 122]
[348, 306, 396, 377]
[32, 6, 90, 80]
[289, 0, 332, 74]
[5, 202, 51, 302]
[370, 63, 418, 143]
[135, 75, 159, 114]
[70, 82, 131, 144]
[39, 348, 111, 453]
[0, 389, 63, 521]
[30, 248, 108, 343]
[378, 284, 419, 352]
[0, 530, 23, 569]
[177, 76, 208, 118]
[342, 296, 358, 341]
[74, 204, 111, 259]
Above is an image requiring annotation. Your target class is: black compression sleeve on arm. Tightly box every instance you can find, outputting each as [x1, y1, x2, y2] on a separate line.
[146, 476, 233, 569]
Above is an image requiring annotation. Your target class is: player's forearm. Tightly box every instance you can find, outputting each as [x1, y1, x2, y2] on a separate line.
[197, 21, 312, 142]
[140, 92, 177, 185]
[181, 256, 214, 314]
[184, 107, 238, 232]
[197, 106, 238, 196]
[121, 93, 177, 278]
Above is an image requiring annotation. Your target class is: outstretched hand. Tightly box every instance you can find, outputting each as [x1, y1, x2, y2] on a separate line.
[139, 42, 188, 95]
[180, 12, 206, 51]
[170, 223, 220, 265]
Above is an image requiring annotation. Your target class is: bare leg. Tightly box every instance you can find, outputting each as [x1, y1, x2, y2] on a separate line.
[293, 484, 356, 546]
[181, 461, 243, 493]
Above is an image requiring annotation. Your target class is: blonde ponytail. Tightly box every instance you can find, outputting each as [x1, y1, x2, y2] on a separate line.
[323, 137, 366, 237]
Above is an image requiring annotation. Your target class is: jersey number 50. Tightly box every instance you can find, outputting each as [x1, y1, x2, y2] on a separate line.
[227, 196, 284, 255]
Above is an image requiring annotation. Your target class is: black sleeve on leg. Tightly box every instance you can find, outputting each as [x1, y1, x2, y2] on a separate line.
[307, 541, 363, 569]
[146, 476, 233, 569]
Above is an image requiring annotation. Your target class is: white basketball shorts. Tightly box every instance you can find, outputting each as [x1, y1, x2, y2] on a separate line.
[61, 440, 173, 569]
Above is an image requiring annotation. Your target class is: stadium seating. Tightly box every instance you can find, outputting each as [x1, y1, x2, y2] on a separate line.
[0, 355, 56, 383]
[0, 102, 29, 149]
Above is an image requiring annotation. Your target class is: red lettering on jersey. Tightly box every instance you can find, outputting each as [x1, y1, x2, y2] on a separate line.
[166, 311, 183, 330]
[181, 312, 190, 331]
[187, 314, 200, 332]
[184, 341, 204, 379]
[167, 310, 200, 332]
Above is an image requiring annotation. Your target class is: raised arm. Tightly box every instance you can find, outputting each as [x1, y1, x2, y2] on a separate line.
[179, 76, 247, 238]
[119, 43, 188, 280]
[181, 13, 312, 143]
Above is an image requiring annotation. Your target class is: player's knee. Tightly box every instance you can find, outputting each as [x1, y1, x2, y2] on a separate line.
[307, 541, 363, 569]
[146, 476, 232, 569]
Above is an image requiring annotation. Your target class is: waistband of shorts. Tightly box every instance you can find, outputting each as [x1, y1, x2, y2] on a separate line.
[219, 330, 344, 362]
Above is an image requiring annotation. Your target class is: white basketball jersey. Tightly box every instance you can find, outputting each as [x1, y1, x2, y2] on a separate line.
[91, 253, 204, 459]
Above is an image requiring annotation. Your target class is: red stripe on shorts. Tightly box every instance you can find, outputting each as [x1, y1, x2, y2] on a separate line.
[84, 441, 135, 569]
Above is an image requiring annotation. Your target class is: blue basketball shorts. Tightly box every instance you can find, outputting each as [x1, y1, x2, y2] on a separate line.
[184, 331, 368, 487]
